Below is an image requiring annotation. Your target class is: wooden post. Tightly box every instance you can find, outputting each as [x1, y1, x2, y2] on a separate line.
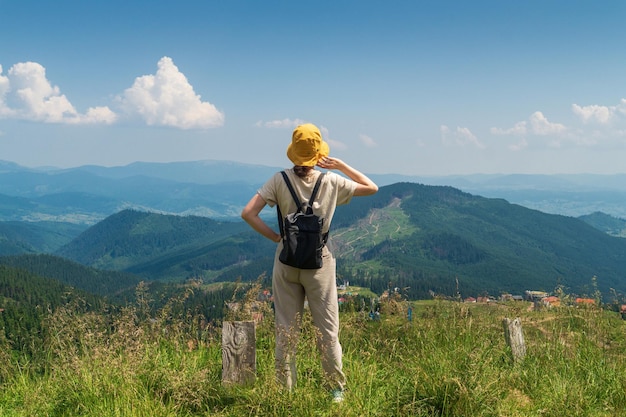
[502, 317, 526, 362]
[222, 321, 256, 385]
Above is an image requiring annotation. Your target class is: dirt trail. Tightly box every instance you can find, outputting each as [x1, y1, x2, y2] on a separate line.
[333, 197, 404, 255]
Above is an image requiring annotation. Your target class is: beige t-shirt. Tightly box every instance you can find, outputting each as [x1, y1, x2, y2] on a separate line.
[258, 169, 357, 234]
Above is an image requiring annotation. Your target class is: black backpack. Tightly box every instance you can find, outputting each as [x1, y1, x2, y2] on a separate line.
[277, 171, 328, 269]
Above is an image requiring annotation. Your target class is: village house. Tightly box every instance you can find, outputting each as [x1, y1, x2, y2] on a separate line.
[525, 290, 549, 301]
[542, 296, 560, 308]
[575, 298, 595, 306]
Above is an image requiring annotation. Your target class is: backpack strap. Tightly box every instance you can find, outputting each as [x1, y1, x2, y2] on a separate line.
[280, 171, 303, 209]
[309, 172, 325, 206]
[280, 170, 325, 209]
[277, 171, 325, 237]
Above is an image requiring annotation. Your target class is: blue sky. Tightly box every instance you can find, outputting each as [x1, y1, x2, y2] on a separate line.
[1, 0, 626, 175]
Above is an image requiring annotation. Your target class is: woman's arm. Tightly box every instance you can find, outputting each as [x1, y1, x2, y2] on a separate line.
[241, 193, 282, 243]
[317, 156, 378, 196]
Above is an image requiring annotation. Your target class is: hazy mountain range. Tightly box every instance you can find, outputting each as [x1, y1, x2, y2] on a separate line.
[2, 159, 626, 225]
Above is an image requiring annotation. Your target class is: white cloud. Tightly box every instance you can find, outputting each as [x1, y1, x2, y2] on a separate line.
[0, 65, 12, 117]
[1, 57, 225, 129]
[298, 124, 348, 152]
[528, 111, 566, 135]
[327, 139, 348, 151]
[491, 111, 566, 138]
[490, 102, 626, 151]
[490, 121, 527, 136]
[440, 125, 485, 148]
[358, 134, 377, 148]
[572, 100, 626, 125]
[490, 120, 532, 151]
[619, 99, 626, 116]
[572, 103, 612, 124]
[74, 106, 117, 125]
[119, 57, 223, 129]
[255, 118, 307, 128]
[318, 125, 349, 152]
[0, 62, 116, 124]
[319, 125, 330, 140]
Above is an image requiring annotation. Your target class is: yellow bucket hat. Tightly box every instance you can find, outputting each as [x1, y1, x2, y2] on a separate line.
[286, 123, 330, 166]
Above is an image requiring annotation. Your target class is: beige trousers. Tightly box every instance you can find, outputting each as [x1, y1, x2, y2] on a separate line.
[272, 244, 346, 391]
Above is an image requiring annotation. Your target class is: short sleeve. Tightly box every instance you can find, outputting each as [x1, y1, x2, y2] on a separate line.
[257, 172, 282, 208]
[331, 172, 357, 206]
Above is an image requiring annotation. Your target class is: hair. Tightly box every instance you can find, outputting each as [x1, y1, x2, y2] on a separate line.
[293, 165, 314, 178]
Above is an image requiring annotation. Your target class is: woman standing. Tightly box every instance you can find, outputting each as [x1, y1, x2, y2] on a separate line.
[241, 123, 378, 402]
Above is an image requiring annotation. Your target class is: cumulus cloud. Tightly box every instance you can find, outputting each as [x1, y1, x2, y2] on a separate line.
[572, 104, 612, 124]
[319, 126, 348, 151]
[327, 139, 348, 151]
[572, 99, 626, 125]
[0, 62, 116, 124]
[255, 118, 307, 128]
[529, 111, 566, 135]
[491, 121, 527, 136]
[359, 134, 377, 147]
[1, 57, 225, 129]
[0, 66, 11, 116]
[119, 57, 224, 129]
[440, 125, 485, 148]
[491, 111, 566, 137]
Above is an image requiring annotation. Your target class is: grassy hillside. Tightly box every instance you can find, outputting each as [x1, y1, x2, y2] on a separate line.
[1, 285, 626, 416]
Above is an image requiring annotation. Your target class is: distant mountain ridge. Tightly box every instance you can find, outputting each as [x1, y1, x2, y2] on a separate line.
[578, 212, 626, 238]
[2, 159, 626, 224]
[0, 160, 265, 223]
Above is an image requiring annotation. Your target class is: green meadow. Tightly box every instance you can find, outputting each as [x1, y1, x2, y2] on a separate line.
[1, 287, 626, 417]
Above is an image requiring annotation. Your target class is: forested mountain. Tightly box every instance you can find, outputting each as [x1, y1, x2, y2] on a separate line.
[331, 183, 626, 299]
[0, 256, 243, 356]
[579, 212, 626, 238]
[55, 209, 261, 280]
[0, 264, 104, 355]
[0, 221, 85, 254]
[50, 183, 626, 300]
[0, 254, 142, 299]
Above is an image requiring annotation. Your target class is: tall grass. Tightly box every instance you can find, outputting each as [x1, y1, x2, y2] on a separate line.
[1, 289, 626, 416]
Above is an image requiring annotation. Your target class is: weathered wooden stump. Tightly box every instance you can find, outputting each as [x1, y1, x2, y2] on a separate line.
[222, 321, 256, 385]
[502, 317, 526, 362]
